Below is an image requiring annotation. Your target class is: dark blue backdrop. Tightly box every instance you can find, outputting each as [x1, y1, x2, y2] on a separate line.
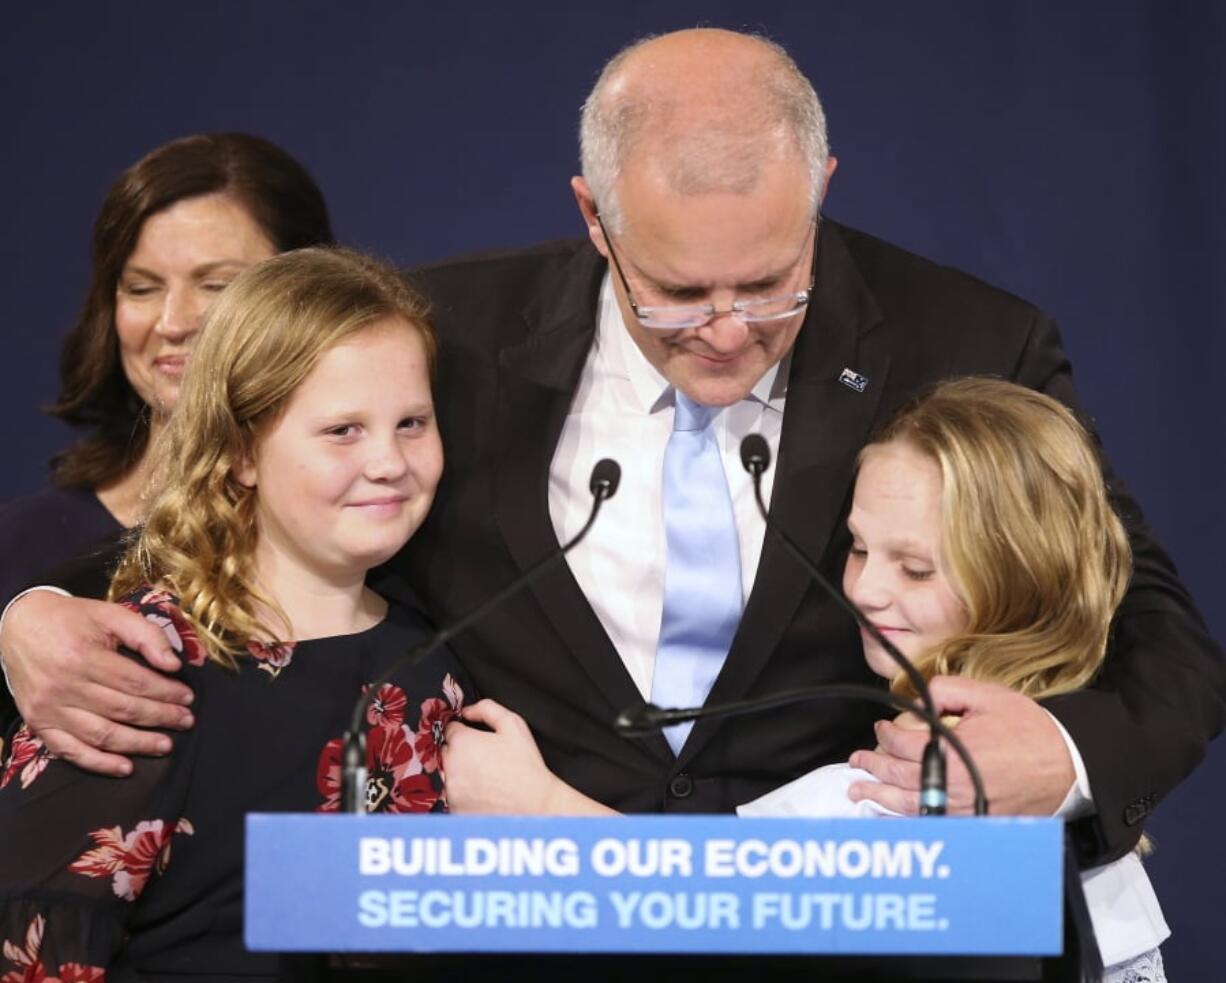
[3, 2, 1222, 975]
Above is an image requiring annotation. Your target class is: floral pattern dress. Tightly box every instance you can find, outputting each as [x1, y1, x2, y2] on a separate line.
[0, 588, 468, 981]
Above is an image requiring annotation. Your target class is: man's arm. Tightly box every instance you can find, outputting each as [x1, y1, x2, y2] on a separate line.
[0, 598, 202, 970]
[850, 312, 1226, 864]
[0, 543, 195, 776]
[1021, 313, 1225, 858]
[848, 678, 1078, 816]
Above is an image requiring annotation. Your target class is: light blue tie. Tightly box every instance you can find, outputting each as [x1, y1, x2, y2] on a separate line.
[652, 391, 743, 755]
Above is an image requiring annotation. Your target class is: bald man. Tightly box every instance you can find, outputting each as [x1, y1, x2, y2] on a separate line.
[4, 30, 1223, 868]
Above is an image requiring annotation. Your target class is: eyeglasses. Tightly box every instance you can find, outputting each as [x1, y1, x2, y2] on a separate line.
[597, 213, 818, 331]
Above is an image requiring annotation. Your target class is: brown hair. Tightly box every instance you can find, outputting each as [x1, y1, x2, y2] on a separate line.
[49, 133, 334, 490]
[110, 247, 435, 666]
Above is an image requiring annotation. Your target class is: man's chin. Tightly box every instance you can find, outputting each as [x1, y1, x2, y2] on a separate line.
[672, 367, 760, 408]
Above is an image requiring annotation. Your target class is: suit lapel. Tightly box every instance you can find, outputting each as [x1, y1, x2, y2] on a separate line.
[493, 244, 673, 762]
[681, 221, 893, 765]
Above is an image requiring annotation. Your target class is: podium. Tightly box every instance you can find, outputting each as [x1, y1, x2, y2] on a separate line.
[246, 814, 1102, 982]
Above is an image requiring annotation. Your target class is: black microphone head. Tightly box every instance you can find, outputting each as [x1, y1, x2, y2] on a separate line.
[740, 434, 771, 476]
[613, 701, 665, 736]
[590, 458, 621, 499]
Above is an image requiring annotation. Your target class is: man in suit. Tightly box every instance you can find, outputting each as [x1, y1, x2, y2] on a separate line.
[2, 29, 1222, 867]
[395, 30, 1224, 865]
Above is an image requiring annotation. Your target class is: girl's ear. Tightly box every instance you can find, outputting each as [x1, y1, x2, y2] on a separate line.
[234, 455, 257, 489]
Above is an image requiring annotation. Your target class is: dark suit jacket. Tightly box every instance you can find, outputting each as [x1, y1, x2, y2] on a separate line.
[398, 219, 1225, 866]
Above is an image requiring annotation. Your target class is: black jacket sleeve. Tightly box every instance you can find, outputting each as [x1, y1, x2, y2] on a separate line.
[1015, 311, 1226, 864]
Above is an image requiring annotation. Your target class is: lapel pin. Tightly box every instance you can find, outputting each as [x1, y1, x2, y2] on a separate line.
[839, 367, 869, 393]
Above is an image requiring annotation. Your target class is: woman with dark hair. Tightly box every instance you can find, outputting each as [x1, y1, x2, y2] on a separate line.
[0, 134, 335, 725]
[0, 133, 333, 721]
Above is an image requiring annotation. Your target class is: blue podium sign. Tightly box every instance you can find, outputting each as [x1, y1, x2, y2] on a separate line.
[245, 814, 1061, 955]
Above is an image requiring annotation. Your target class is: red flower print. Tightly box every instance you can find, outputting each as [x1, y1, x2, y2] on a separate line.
[366, 683, 407, 728]
[366, 724, 435, 812]
[0, 726, 52, 790]
[69, 818, 194, 901]
[442, 673, 464, 712]
[120, 589, 206, 667]
[0, 916, 102, 982]
[415, 673, 465, 773]
[378, 771, 439, 813]
[137, 587, 175, 609]
[368, 722, 420, 781]
[1, 913, 46, 982]
[315, 738, 343, 812]
[0, 962, 48, 983]
[167, 615, 205, 667]
[53, 968, 105, 983]
[414, 701, 452, 773]
[316, 674, 459, 814]
[316, 726, 439, 813]
[247, 640, 295, 678]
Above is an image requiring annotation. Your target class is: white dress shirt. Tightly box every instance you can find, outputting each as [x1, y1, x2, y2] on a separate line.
[545, 272, 1092, 816]
[548, 274, 786, 700]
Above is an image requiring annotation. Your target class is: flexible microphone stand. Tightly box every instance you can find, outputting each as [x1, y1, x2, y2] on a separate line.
[615, 437, 986, 815]
[614, 686, 985, 815]
[739, 434, 970, 814]
[340, 459, 621, 813]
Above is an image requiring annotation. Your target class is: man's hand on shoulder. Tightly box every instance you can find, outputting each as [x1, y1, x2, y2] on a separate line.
[847, 676, 1075, 816]
[0, 590, 195, 776]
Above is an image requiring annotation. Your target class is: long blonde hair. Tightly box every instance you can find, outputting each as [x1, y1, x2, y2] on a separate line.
[109, 247, 435, 666]
[868, 377, 1131, 702]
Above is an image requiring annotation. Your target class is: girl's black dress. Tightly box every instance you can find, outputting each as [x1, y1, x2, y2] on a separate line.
[0, 587, 468, 981]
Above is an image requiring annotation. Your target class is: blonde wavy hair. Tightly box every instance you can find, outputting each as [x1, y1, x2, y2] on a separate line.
[867, 377, 1132, 703]
[109, 247, 435, 667]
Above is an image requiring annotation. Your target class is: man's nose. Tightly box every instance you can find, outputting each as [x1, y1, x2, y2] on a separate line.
[695, 308, 751, 352]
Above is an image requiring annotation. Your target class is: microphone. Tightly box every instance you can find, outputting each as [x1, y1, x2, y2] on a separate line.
[340, 458, 621, 813]
[615, 688, 913, 737]
[589, 458, 621, 498]
[614, 688, 980, 816]
[740, 433, 971, 815]
[739, 432, 770, 476]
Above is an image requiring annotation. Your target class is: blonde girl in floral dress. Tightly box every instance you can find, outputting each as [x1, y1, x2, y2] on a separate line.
[0, 248, 468, 980]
